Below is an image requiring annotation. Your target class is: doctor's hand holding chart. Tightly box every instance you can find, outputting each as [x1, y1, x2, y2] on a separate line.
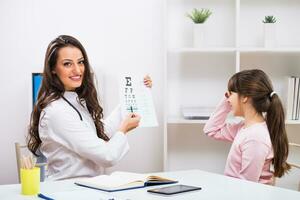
[120, 75, 158, 127]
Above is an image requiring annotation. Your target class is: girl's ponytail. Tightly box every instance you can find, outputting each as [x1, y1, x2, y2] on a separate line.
[266, 93, 291, 177]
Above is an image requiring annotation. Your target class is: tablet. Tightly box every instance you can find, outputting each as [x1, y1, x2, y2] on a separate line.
[147, 184, 202, 195]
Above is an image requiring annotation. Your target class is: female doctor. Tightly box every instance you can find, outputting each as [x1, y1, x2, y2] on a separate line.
[27, 35, 152, 180]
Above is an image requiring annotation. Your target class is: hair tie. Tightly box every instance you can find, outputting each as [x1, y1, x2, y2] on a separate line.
[270, 91, 276, 98]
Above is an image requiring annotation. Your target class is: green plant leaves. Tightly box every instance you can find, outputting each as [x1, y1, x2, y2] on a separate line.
[263, 16, 277, 23]
[187, 8, 212, 24]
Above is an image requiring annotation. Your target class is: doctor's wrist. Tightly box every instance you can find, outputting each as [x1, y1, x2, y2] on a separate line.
[118, 128, 127, 134]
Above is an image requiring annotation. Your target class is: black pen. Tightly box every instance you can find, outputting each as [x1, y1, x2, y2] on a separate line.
[130, 106, 136, 118]
[38, 193, 55, 200]
[130, 106, 133, 113]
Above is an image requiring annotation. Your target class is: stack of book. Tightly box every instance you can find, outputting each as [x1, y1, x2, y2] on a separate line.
[286, 76, 300, 120]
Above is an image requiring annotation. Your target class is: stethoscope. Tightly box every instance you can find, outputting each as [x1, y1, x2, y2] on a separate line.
[61, 96, 83, 121]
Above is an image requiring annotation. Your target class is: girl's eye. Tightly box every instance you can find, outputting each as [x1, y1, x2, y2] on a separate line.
[78, 60, 84, 65]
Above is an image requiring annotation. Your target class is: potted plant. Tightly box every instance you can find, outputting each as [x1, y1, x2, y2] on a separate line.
[263, 15, 277, 48]
[187, 8, 212, 48]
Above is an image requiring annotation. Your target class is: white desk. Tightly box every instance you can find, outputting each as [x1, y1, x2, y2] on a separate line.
[1, 170, 300, 200]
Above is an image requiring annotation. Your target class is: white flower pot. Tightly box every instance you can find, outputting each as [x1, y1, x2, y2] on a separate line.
[193, 24, 206, 48]
[264, 23, 277, 48]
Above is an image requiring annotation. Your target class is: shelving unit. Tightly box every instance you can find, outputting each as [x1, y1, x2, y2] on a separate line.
[164, 0, 300, 190]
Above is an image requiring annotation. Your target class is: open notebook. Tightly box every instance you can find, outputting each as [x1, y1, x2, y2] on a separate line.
[75, 171, 178, 192]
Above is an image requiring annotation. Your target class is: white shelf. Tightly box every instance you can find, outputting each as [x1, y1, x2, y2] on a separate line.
[168, 117, 300, 125]
[239, 48, 300, 53]
[168, 117, 208, 124]
[169, 47, 236, 53]
[285, 120, 300, 125]
[168, 47, 300, 53]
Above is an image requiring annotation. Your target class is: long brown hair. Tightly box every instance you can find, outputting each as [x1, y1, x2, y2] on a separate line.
[228, 69, 290, 177]
[27, 35, 109, 156]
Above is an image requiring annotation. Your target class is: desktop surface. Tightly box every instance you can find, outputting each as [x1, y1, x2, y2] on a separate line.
[0, 169, 300, 200]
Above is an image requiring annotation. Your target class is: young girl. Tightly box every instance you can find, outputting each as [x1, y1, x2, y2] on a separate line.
[203, 69, 290, 184]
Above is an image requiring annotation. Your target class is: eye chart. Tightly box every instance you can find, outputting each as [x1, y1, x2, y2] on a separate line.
[120, 76, 158, 127]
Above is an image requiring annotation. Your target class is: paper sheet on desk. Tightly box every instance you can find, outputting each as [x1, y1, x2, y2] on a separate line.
[120, 75, 158, 127]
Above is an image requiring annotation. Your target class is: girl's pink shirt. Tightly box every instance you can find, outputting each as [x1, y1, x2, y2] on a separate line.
[203, 97, 274, 184]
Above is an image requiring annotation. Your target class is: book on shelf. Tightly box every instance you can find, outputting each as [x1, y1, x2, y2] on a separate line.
[74, 171, 178, 192]
[298, 79, 300, 120]
[295, 77, 300, 119]
[286, 77, 294, 120]
[286, 76, 300, 120]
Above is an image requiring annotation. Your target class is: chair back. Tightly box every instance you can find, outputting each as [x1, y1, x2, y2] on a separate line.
[273, 143, 300, 190]
[288, 143, 300, 191]
[14, 142, 47, 183]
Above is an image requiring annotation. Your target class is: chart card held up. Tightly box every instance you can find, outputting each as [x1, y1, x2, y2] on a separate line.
[120, 76, 158, 127]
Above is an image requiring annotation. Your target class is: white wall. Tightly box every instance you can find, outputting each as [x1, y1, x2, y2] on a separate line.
[0, 0, 164, 184]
